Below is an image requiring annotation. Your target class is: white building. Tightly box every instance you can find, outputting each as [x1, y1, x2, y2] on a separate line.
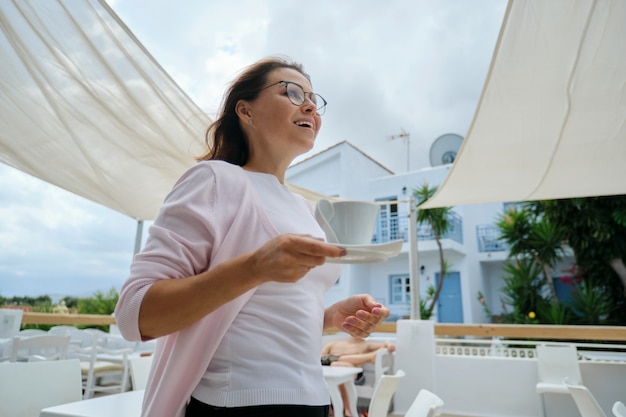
[287, 141, 575, 324]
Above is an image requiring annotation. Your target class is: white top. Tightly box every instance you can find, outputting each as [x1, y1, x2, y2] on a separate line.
[192, 171, 341, 407]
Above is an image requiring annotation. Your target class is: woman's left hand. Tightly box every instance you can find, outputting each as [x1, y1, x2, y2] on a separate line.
[325, 294, 390, 338]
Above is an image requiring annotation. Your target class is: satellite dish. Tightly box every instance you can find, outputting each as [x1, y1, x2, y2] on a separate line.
[429, 133, 463, 166]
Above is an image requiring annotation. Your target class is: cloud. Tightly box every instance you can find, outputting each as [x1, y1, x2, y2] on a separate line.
[111, 0, 507, 172]
[255, 0, 507, 171]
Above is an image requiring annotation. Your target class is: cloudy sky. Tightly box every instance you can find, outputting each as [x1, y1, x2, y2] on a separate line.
[0, 0, 507, 299]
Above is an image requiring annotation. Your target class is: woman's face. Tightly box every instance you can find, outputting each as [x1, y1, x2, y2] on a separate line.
[241, 67, 323, 165]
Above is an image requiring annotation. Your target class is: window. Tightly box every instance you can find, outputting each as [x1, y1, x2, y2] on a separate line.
[375, 197, 400, 242]
[389, 274, 411, 304]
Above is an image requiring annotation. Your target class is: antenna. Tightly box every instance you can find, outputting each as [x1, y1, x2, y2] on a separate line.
[388, 129, 410, 172]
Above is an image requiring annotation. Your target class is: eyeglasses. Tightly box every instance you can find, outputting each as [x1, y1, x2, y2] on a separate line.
[262, 80, 327, 115]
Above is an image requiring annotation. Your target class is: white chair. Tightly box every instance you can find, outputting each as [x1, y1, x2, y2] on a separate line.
[66, 327, 102, 348]
[0, 309, 24, 361]
[0, 359, 82, 417]
[17, 328, 47, 336]
[69, 332, 133, 399]
[48, 325, 83, 336]
[535, 343, 582, 417]
[405, 389, 445, 417]
[367, 369, 405, 417]
[0, 308, 23, 338]
[129, 354, 153, 390]
[10, 334, 70, 362]
[86, 328, 138, 351]
[356, 347, 394, 400]
[613, 401, 626, 417]
[564, 378, 608, 417]
[64, 328, 116, 398]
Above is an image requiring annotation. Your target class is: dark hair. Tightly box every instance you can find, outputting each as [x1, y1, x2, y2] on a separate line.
[197, 56, 310, 165]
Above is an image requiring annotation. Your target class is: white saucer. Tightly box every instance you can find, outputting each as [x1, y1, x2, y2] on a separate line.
[326, 239, 403, 264]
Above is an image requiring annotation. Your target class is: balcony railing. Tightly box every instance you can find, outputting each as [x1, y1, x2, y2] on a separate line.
[373, 211, 463, 244]
[476, 224, 508, 252]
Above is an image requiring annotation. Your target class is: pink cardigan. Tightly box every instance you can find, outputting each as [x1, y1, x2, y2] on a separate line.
[115, 161, 288, 417]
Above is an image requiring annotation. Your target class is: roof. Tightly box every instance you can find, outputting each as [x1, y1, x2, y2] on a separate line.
[291, 140, 395, 175]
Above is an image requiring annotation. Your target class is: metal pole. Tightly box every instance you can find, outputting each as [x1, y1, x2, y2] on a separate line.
[133, 219, 144, 256]
[388, 130, 411, 172]
[408, 196, 421, 319]
[406, 137, 410, 172]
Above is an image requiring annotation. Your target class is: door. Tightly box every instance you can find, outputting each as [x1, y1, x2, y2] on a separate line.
[375, 197, 398, 242]
[436, 271, 463, 323]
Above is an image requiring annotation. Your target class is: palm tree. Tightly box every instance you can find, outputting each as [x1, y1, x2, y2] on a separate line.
[531, 196, 626, 298]
[496, 206, 563, 305]
[414, 183, 454, 319]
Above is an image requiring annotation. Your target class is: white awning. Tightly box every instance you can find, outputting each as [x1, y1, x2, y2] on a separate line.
[421, 0, 626, 209]
[0, 0, 338, 220]
[0, 0, 209, 221]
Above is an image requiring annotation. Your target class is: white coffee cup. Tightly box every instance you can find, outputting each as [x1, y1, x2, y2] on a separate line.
[315, 199, 380, 245]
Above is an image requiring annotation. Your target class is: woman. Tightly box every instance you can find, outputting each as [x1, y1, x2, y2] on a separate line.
[114, 56, 389, 417]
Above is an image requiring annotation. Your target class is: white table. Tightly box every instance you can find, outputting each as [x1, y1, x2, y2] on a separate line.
[39, 389, 143, 417]
[39, 368, 363, 417]
[323, 366, 363, 417]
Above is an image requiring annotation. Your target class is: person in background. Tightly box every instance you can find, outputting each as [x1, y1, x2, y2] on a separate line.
[321, 336, 396, 416]
[322, 336, 396, 369]
[114, 56, 390, 417]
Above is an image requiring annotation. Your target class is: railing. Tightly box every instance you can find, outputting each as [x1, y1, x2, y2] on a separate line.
[374, 212, 463, 244]
[329, 321, 626, 343]
[476, 224, 508, 252]
[23, 313, 626, 342]
[402, 322, 626, 417]
[22, 312, 116, 326]
[434, 336, 626, 361]
[433, 323, 626, 342]
[23, 313, 626, 344]
[434, 324, 626, 365]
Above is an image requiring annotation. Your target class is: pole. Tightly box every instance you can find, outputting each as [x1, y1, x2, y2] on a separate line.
[408, 196, 421, 319]
[388, 130, 411, 172]
[133, 219, 144, 256]
[406, 136, 410, 172]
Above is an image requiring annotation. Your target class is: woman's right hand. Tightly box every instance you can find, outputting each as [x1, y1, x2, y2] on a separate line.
[246, 234, 345, 284]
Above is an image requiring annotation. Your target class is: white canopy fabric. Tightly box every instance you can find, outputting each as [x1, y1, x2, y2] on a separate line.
[0, 0, 209, 221]
[421, 0, 626, 209]
[0, 0, 336, 220]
